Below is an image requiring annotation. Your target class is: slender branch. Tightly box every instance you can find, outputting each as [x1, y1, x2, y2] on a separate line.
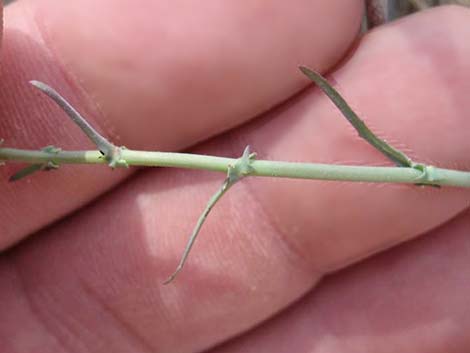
[163, 146, 255, 284]
[9, 145, 61, 181]
[2, 67, 468, 283]
[30, 81, 126, 168]
[1, 147, 469, 187]
[299, 66, 414, 168]
[163, 178, 233, 284]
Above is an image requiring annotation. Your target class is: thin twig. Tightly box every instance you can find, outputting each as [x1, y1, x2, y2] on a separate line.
[0, 69, 467, 284]
[163, 146, 255, 284]
[30, 81, 126, 168]
[299, 67, 415, 168]
[1, 148, 469, 187]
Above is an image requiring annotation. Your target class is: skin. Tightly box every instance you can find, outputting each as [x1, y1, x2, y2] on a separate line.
[0, 1, 469, 352]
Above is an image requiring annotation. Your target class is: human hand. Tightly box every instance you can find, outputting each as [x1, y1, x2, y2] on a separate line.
[1, 1, 470, 352]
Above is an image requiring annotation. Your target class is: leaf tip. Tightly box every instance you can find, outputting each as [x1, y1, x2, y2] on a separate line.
[162, 268, 181, 285]
[298, 65, 310, 75]
[29, 80, 43, 89]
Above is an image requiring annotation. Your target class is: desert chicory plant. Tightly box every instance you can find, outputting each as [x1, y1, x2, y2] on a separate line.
[1, 67, 469, 283]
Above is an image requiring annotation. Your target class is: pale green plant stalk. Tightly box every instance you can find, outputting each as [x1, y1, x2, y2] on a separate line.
[1, 67, 469, 282]
[1, 147, 469, 186]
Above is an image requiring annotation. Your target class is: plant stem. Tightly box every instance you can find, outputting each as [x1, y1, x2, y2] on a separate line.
[1, 147, 469, 187]
[30, 81, 125, 168]
[6, 68, 470, 283]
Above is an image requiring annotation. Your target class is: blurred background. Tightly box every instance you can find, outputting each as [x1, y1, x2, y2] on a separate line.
[367, 0, 470, 25]
[3, 0, 470, 21]
[2, 0, 470, 32]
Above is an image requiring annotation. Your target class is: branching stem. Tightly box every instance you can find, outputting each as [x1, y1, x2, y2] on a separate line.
[30, 81, 127, 168]
[1, 147, 469, 187]
[2, 67, 468, 282]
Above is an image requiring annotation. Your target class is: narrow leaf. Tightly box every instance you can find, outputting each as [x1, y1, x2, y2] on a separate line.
[9, 164, 44, 182]
[299, 66, 413, 167]
[30, 81, 125, 168]
[163, 178, 233, 284]
[164, 146, 256, 284]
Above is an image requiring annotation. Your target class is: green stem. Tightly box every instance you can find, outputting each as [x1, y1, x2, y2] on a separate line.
[30, 81, 125, 168]
[1, 147, 469, 187]
[7, 67, 468, 284]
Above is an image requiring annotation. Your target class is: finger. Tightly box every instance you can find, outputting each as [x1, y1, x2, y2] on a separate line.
[239, 4, 470, 273]
[3, 6, 470, 353]
[213, 210, 470, 353]
[0, 0, 363, 249]
[0, 1, 3, 51]
[28, 0, 364, 149]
